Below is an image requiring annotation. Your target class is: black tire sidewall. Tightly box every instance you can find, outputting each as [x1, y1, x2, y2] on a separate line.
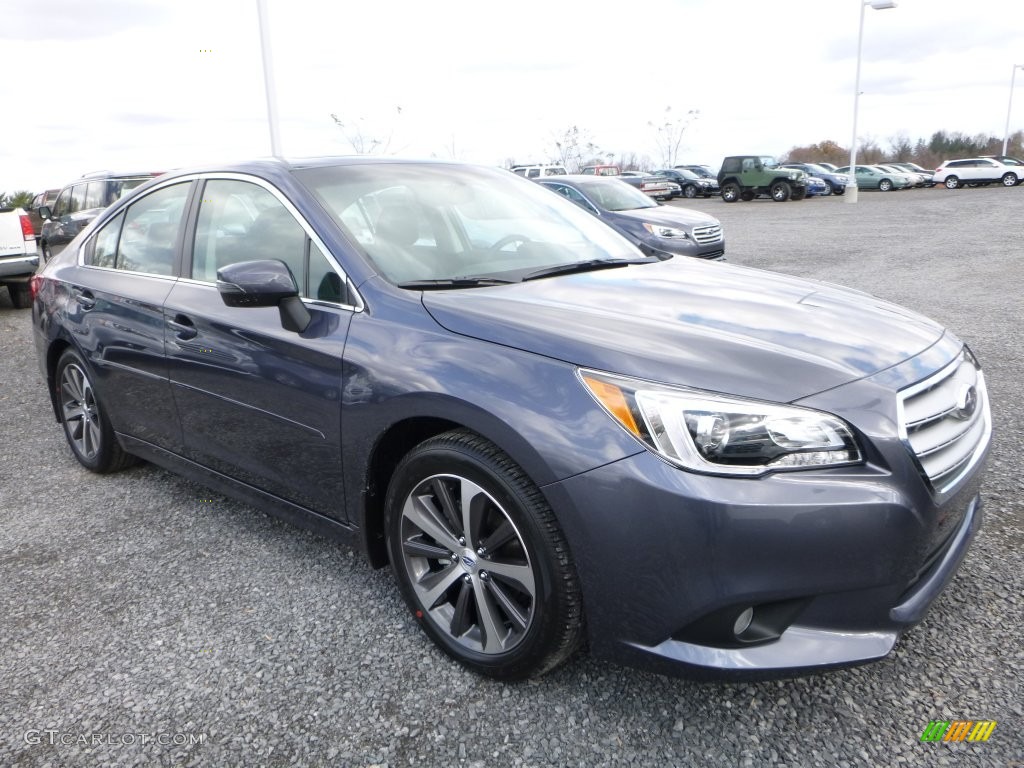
[385, 438, 571, 679]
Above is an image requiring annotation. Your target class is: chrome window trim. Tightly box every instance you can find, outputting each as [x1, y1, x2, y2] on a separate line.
[79, 172, 364, 313]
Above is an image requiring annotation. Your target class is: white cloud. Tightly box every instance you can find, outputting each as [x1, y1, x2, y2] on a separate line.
[2, 0, 1023, 191]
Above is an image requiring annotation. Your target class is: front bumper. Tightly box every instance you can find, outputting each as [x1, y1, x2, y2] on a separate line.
[543, 346, 989, 677]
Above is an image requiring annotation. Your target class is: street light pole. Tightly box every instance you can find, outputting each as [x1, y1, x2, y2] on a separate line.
[846, 0, 897, 204]
[1002, 64, 1024, 156]
[257, 0, 283, 158]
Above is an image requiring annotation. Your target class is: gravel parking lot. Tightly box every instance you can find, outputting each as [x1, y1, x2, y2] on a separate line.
[1, 186, 1022, 767]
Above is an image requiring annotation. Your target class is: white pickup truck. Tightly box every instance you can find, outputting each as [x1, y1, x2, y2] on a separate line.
[0, 206, 39, 308]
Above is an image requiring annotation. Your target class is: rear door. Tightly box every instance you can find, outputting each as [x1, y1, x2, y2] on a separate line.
[70, 179, 195, 452]
[163, 175, 354, 519]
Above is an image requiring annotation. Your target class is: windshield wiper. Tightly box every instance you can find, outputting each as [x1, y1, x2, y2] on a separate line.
[519, 258, 654, 282]
[397, 277, 514, 290]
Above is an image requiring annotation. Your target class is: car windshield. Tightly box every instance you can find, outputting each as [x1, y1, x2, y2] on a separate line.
[803, 163, 829, 174]
[673, 168, 700, 180]
[294, 163, 642, 286]
[577, 179, 659, 212]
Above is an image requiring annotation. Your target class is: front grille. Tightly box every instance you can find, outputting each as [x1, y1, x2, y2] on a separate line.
[692, 224, 723, 244]
[898, 350, 991, 493]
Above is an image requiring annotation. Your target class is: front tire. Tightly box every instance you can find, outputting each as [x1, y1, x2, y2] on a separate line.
[1002, 172, 1018, 187]
[385, 430, 583, 680]
[54, 349, 137, 473]
[823, 181, 835, 196]
[770, 181, 791, 201]
[683, 184, 698, 199]
[879, 179, 893, 192]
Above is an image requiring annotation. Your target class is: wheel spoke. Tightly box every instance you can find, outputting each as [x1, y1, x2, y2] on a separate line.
[459, 478, 487, 549]
[404, 493, 461, 553]
[414, 564, 462, 609]
[62, 367, 84, 403]
[473, 578, 507, 653]
[84, 418, 99, 457]
[431, 477, 463, 538]
[402, 536, 452, 560]
[62, 402, 84, 424]
[484, 578, 529, 632]
[483, 559, 535, 596]
[450, 580, 474, 637]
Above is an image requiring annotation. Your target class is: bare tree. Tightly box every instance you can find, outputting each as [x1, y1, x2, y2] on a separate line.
[888, 132, 914, 161]
[649, 106, 699, 168]
[330, 106, 403, 154]
[551, 125, 602, 172]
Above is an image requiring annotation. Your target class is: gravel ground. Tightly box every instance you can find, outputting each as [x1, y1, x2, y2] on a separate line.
[1, 185, 1022, 767]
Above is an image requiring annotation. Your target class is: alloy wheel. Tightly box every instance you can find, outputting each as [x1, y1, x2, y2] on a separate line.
[398, 473, 536, 655]
[60, 363, 101, 459]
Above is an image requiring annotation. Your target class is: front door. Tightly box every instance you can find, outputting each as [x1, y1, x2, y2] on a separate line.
[163, 177, 353, 519]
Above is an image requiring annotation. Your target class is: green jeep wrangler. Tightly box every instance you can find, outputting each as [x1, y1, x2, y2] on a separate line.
[718, 156, 808, 202]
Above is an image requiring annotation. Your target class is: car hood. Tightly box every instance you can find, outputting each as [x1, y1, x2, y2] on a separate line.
[609, 206, 718, 228]
[422, 260, 945, 402]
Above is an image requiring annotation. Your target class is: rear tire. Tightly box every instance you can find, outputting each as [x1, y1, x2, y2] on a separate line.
[385, 430, 584, 680]
[944, 176, 960, 189]
[55, 349, 138, 473]
[8, 283, 32, 309]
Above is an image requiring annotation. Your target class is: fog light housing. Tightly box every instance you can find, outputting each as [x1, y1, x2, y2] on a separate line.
[733, 607, 754, 637]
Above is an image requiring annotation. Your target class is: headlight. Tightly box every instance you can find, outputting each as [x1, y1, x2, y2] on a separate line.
[580, 370, 862, 476]
[642, 223, 689, 239]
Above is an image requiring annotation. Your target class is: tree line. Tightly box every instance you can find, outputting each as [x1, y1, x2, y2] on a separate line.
[785, 130, 1024, 168]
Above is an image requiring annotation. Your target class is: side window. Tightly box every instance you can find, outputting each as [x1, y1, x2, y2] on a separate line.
[116, 182, 191, 275]
[741, 159, 755, 172]
[192, 179, 305, 288]
[84, 182, 105, 210]
[87, 212, 125, 268]
[69, 184, 88, 214]
[309, 241, 345, 303]
[526, 168, 539, 178]
[52, 189, 71, 217]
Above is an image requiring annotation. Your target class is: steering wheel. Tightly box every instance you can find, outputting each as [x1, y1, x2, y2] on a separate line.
[490, 234, 532, 252]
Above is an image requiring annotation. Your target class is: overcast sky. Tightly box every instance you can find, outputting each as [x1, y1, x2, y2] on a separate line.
[2, 0, 1022, 192]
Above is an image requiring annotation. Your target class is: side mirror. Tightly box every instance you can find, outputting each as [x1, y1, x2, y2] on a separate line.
[38, 205, 52, 220]
[216, 259, 311, 333]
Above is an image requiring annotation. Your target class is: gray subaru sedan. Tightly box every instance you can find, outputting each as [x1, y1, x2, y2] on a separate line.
[31, 157, 990, 680]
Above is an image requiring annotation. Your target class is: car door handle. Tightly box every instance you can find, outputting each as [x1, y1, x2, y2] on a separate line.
[168, 314, 198, 340]
[73, 288, 95, 310]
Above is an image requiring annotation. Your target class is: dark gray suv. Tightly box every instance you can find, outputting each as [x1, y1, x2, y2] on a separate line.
[38, 171, 160, 261]
[31, 158, 991, 680]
